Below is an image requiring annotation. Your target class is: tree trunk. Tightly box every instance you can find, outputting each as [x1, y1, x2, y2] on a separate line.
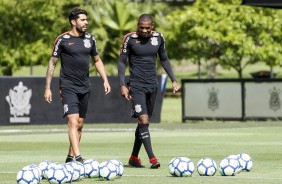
[197, 59, 201, 79]
[270, 66, 274, 78]
[237, 68, 242, 79]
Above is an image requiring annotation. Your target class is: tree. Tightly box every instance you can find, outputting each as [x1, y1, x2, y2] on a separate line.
[0, 0, 83, 75]
[87, 0, 136, 65]
[162, 0, 282, 78]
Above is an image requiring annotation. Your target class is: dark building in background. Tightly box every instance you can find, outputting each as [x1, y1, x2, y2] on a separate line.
[242, 0, 282, 8]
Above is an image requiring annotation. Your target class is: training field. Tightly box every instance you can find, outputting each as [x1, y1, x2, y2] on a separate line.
[1, 98, 282, 184]
[1, 122, 282, 184]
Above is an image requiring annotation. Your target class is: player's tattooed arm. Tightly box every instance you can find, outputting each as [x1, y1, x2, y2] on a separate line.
[45, 57, 59, 89]
[44, 57, 58, 103]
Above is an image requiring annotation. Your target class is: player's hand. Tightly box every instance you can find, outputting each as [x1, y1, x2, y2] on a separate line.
[104, 81, 111, 95]
[172, 81, 179, 93]
[120, 86, 131, 100]
[44, 88, 52, 103]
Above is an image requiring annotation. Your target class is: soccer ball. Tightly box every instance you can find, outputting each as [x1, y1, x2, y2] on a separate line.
[168, 157, 178, 176]
[227, 154, 242, 173]
[99, 160, 118, 180]
[196, 157, 217, 176]
[44, 162, 60, 179]
[38, 160, 50, 179]
[238, 153, 253, 171]
[84, 159, 99, 178]
[168, 157, 194, 177]
[69, 161, 85, 181]
[63, 162, 74, 182]
[108, 159, 124, 177]
[17, 168, 40, 184]
[46, 164, 68, 184]
[219, 157, 239, 176]
[22, 164, 42, 181]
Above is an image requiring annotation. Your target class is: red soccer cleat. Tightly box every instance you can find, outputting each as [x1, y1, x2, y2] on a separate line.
[128, 155, 145, 168]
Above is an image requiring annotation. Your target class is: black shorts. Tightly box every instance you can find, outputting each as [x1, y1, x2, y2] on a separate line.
[60, 88, 90, 118]
[130, 86, 158, 118]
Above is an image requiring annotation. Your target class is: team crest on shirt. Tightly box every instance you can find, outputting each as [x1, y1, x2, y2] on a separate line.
[131, 33, 138, 38]
[151, 37, 158, 46]
[134, 104, 142, 113]
[63, 34, 70, 39]
[63, 104, 68, 114]
[152, 32, 159, 36]
[84, 39, 91, 48]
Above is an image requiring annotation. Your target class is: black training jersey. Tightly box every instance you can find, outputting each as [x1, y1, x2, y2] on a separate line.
[51, 32, 98, 92]
[119, 31, 167, 88]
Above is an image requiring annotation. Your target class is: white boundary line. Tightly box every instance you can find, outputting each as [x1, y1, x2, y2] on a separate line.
[0, 128, 164, 134]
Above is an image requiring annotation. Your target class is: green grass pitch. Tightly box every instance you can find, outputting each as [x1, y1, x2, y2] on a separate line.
[1, 122, 282, 184]
[1, 98, 282, 184]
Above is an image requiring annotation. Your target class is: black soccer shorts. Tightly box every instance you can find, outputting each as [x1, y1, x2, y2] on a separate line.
[60, 88, 90, 118]
[130, 85, 158, 118]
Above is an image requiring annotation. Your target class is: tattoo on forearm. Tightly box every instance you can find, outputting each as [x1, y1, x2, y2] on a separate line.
[45, 57, 58, 88]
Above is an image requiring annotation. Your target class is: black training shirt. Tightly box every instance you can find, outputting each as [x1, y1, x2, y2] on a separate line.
[51, 32, 98, 92]
[118, 31, 176, 88]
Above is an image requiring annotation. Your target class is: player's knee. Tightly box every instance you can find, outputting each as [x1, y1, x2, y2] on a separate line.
[138, 115, 149, 124]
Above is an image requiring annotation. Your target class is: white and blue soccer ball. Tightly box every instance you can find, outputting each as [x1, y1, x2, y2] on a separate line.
[22, 164, 42, 182]
[228, 154, 242, 173]
[44, 162, 60, 179]
[46, 164, 68, 184]
[99, 160, 118, 180]
[69, 161, 85, 181]
[63, 162, 74, 182]
[84, 159, 99, 178]
[237, 153, 253, 172]
[38, 160, 50, 180]
[168, 157, 178, 176]
[196, 157, 217, 176]
[17, 168, 40, 184]
[109, 159, 124, 177]
[219, 157, 240, 176]
[168, 157, 194, 177]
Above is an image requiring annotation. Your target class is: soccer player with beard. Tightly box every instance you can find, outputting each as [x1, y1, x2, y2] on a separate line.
[118, 14, 179, 169]
[44, 8, 111, 163]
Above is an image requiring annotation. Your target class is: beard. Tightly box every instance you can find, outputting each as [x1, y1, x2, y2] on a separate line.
[76, 26, 87, 34]
[138, 30, 152, 38]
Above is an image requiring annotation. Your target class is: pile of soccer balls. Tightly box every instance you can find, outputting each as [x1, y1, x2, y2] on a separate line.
[16, 159, 124, 184]
[169, 153, 253, 177]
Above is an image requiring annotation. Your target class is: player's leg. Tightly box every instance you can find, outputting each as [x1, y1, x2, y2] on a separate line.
[129, 86, 160, 168]
[67, 113, 82, 160]
[138, 115, 160, 169]
[73, 92, 89, 163]
[128, 124, 144, 167]
[65, 117, 84, 163]
[61, 88, 84, 163]
[128, 86, 145, 167]
[141, 87, 160, 169]
[73, 117, 84, 163]
[66, 147, 74, 163]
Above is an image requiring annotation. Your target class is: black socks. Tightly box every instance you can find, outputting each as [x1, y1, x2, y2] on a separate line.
[75, 155, 84, 163]
[132, 124, 142, 157]
[65, 154, 73, 163]
[138, 124, 155, 159]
